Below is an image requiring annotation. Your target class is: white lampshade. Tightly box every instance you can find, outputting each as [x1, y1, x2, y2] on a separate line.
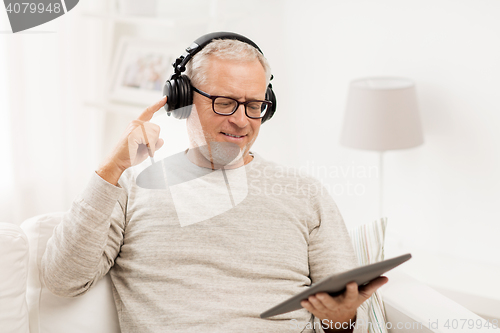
[340, 77, 424, 151]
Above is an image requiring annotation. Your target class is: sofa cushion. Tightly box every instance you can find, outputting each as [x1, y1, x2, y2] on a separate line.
[349, 217, 389, 333]
[21, 213, 120, 333]
[0, 222, 30, 333]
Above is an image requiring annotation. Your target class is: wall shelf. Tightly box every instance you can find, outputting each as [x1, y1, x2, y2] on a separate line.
[83, 100, 150, 117]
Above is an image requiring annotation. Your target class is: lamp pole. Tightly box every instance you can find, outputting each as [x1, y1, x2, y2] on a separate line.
[379, 151, 384, 218]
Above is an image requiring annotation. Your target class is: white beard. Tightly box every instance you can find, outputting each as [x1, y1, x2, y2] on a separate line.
[186, 106, 247, 169]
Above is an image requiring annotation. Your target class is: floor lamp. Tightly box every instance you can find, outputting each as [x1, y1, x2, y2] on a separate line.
[340, 77, 424, 218]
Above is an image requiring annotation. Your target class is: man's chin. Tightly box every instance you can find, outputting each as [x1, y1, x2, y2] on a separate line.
[193, 141, 246, 169]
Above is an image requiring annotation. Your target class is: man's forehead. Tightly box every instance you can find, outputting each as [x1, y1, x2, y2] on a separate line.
[200, 58, 267, 98]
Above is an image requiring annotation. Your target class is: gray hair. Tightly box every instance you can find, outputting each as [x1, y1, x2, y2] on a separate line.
[185, 39, 272, 87]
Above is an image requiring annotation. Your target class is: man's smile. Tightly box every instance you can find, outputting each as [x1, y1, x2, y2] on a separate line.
[221, 132, 246, 139]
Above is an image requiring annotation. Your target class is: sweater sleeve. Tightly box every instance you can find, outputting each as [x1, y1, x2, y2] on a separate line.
[307, 181, 370, 333]
[41, 172, 127, 297]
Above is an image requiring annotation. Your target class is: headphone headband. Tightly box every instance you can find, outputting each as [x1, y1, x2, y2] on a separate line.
[172, 32, 265, 77]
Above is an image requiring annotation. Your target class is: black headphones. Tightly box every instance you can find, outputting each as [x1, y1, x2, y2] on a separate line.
[162, 32, 277, 123]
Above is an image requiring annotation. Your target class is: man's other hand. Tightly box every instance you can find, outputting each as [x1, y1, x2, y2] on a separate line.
[300, 276, 388, 332]
[97, 96, 167, 185]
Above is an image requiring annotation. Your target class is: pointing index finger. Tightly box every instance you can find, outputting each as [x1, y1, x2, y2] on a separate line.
[137, 96, 167, 122]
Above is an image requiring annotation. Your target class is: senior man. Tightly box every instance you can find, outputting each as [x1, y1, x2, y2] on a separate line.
[42, 32, 387, 333]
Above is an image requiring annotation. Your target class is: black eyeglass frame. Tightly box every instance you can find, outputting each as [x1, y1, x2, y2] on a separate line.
[192, 86, 272, 119]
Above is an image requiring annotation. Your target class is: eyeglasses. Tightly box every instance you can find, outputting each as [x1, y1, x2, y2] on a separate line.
[192, 86, 272, 119]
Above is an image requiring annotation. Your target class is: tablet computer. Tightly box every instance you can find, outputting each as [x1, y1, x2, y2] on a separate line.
[260, 253, 411, 318]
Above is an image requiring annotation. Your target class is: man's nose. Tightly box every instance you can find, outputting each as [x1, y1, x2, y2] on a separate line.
[228, 104, 248, 127]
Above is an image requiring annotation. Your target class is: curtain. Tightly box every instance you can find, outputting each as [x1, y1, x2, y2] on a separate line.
[0, 33, 13, 223]
[0, 13, 103, 225]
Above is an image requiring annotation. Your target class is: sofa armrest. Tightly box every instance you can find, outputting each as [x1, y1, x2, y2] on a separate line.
[381, 270, 500, 332]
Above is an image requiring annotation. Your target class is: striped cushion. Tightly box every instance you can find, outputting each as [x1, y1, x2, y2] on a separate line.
[349, 218, 388, 333]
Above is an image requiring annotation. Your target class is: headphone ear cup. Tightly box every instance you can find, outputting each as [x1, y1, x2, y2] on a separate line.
[262, 84, 277, 123]
[163, 79, 177, 113]
[174, 75, 193, 120]
[163, 75, 193, 119]
[182, 75, 193, 109]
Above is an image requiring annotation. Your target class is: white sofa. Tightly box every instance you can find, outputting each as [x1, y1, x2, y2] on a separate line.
[0, 213, 495, 333]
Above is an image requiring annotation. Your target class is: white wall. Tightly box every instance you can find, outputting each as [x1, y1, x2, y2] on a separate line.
[1, 0, 499, 316]
[153, 0, 500, 310]
[250, 0, 500, 311]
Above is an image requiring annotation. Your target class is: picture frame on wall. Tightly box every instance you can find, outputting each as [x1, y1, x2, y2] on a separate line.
[110, 37, 175, 105]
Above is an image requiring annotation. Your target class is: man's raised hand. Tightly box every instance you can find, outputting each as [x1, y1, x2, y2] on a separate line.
[96, 96, 167, 185]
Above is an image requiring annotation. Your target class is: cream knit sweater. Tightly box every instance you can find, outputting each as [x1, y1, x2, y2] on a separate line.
[42, 152, 368, 332]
